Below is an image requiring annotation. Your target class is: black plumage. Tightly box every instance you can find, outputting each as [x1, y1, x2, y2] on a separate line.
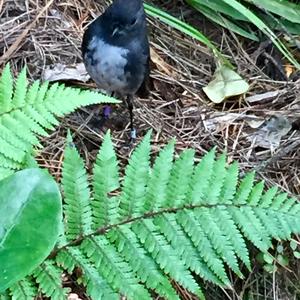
[82, 0, 150, 139]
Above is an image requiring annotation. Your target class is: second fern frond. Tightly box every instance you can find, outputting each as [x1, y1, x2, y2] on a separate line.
[0, 64, 119, 180]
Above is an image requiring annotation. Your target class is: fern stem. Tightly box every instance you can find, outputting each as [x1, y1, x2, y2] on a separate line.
[48, 202, 281, 258]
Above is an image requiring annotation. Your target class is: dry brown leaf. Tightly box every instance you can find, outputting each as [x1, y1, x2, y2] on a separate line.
[150, 47, 175, 77]
[42, 63, 90, 82]
[202, 112, 262, 132]
[247, 115, 292, 151]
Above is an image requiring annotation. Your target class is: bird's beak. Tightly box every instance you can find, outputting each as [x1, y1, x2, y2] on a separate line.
[112, 27, 119, 37]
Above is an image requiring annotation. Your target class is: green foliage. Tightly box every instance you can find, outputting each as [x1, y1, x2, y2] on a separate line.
[144, 3, 227, 65]
[0, 169, 62, 292]
[33, 261, 69, 299]
[256, 241, 297, 273]
[2, 131, 300, 299]
[9, 279, 37, 300]
[0, 64, 119, 180]
[145, 1, 300, 69]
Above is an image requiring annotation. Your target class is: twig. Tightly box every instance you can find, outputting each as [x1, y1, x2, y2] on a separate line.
[0, 0, 54, 64]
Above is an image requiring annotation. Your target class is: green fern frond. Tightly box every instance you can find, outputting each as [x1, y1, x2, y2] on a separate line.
[186, 147, 216, 204]
[228, 207, 271, 252]
[272, 192, 288, 209]
[281, 197, 299, 213]
[92, 131, 120, 228]
[194, 208, 243, 277]
[260, 186, 278, 207]
[254, 208, 283, 240]
[153, 214, 225, 286]
[235, 172, 255, 204]
[12, 67, 27, 108]
[205, 153, 227, 205]
[0, 64, 13, 113]
[82, 236, 152, 299]
[132, 219, 204, 298]
[177, 209, 231, 285]
[220, 161, 239, 203]
[5, 131, 300, 299]
[0, 64, 119, 180]
[62, 133, 92, 240]
[213, 208, 251, 270]
[248, 181, 265, 206]
[59, 131, 300, 298]
[0, 154, 22, 169]
[33, 261, 68, 300]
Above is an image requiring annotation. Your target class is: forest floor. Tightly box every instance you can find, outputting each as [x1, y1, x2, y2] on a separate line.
[1, 0, 300, 299]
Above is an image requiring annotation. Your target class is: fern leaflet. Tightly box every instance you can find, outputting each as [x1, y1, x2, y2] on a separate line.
[62, 134, 92, 240]
[8, 278, 37, 300]
[92, 130, 120, 228]
[33, 261, 68, 299]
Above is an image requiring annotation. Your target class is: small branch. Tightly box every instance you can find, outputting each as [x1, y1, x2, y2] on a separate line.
[0, 0, 55, 65]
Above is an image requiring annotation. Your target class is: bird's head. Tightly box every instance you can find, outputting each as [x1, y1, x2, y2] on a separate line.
[104, 0, 146, 39]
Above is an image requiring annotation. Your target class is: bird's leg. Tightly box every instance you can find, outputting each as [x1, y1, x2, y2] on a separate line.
[125, 95, 136, 141]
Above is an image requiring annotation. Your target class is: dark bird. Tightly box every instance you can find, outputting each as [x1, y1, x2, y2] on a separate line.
[82, 0, 150, 140]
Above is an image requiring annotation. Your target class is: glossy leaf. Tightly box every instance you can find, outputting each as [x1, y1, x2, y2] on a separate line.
[0, 168, 62, 292]
[250, 0, 300, 24]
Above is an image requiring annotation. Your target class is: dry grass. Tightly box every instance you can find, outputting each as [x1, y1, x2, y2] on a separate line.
[1, 0, 300, 299]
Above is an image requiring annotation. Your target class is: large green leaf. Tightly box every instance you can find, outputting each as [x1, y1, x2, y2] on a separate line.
[0, 168, 62, 292]
[199, 0, 248, 21]
[249, 0, 300, 24]
[187, 0, 259, 40]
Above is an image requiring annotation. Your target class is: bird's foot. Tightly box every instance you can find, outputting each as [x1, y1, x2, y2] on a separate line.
[128, 128, 137, 148]
[121, 128, 136, 150]
[130, 128, 136, 141]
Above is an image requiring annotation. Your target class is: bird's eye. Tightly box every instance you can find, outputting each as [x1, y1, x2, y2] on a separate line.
[129, 18, 137, 26]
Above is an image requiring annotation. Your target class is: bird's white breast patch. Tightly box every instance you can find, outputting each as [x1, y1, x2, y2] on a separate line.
[85, 37, 129, 93]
